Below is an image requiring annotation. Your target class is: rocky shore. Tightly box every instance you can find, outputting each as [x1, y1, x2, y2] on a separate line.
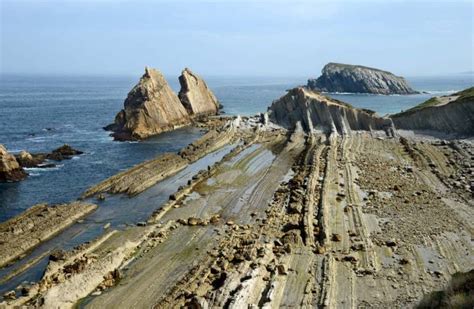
[1, 88, 472, 308]
[307, 62, 418, 94]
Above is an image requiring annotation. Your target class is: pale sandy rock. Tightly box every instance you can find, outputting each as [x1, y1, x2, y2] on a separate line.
[178, 68, 219, 116]
[308, 63, 418, 95]
[268, 87, 394, 135]
[106, 67, 191, 140]
[0, 144, 27, 182]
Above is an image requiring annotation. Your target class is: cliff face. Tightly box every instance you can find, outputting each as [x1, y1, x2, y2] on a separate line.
[178, 68, 219, 117]
[0, 144, 27, 182]
[268, 87, 394, 135]
[307, 63, 418, 95]
[391, 87, 474, 136]
[106, 67, 191, 140]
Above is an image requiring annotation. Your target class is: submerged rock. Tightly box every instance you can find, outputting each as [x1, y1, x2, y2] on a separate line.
[268, 87, 394, 135]
[105, 67, 191, 140]
[307, 62, 418, 95]
[391, 87, 474, 137]
[0, 144, 27, 182]
[178, 68, 220, 117]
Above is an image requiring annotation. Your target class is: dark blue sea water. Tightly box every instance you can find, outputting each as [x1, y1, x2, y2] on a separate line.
[0, 74, 472, 223]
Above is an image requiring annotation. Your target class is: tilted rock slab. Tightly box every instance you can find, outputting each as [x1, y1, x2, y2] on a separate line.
[0, 144, 27, 182]
[268, 87, 394, 135]
[178, 68, 220, 116]
[307, 62, 418, 95]
[0, 202, 97, 268]
[391, 87, 474, 136]
[106, 67, 191, 140]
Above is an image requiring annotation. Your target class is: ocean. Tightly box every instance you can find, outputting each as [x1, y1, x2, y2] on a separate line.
[0, 74, 473, 222]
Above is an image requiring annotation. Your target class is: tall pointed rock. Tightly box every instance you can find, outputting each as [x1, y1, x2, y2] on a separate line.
[106, 67, 191, 140]
[178, 68, 220, 117]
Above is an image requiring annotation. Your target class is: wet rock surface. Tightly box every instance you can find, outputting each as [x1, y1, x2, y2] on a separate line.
[307, 62, 418, 94]
[0, 202, 97, 268]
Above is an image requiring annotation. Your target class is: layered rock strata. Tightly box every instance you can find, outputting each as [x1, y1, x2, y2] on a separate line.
[307, 62, 418, 94]
[391, 87, 474, 136]
[0, 202, 97, 268]
[268, 87, 394, 135]
[83, 124, 236, 198]
[178, 68, 219, 117]
[105, 67, 191, 140]
[0, 144, 27, 182]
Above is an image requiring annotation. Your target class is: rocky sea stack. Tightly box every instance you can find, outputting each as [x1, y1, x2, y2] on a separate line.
[391, 87, 474, 136]
[178, 68, 220, 117]
[268, 87, 394, 135]
[0, 144, 27, 182]
[106, 67, 220, 140]
[307, 63, 418, 95]
[105, 67, 191, 140]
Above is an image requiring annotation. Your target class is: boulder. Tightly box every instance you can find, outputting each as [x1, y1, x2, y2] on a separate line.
[178, 68, 220, 117]
[0, 144, 27, 182]
[105, 67, 191, 140]
[307, 63, 418, 95]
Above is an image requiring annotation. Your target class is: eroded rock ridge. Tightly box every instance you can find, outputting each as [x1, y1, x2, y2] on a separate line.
[268, 87, 394, 135]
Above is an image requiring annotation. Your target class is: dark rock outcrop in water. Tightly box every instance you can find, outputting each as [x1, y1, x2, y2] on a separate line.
[268, 87, 394, 135]
[16, 144, 83, 168]
[178, 68, 220, 117]
[0, 144, 27, 182]
[391, 87, 474, 137]
[105, 67, 191, 140]
[307, 63, 418, 95]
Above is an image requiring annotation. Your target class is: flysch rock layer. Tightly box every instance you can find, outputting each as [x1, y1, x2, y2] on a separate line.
[105, 67, 191, 140]
[391, 87, 474, 137]
[0, 144, 27, 182]
[0, 202, 97, 268]
[268, 87, 394, 135]
[307, 62, 418, 94]
[178, 68, 220, 117]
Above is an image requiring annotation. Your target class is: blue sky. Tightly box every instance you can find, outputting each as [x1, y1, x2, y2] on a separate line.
[1, 0, 473, 76]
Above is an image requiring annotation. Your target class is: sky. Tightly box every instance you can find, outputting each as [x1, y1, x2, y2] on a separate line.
[0, 0, 473, 77]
